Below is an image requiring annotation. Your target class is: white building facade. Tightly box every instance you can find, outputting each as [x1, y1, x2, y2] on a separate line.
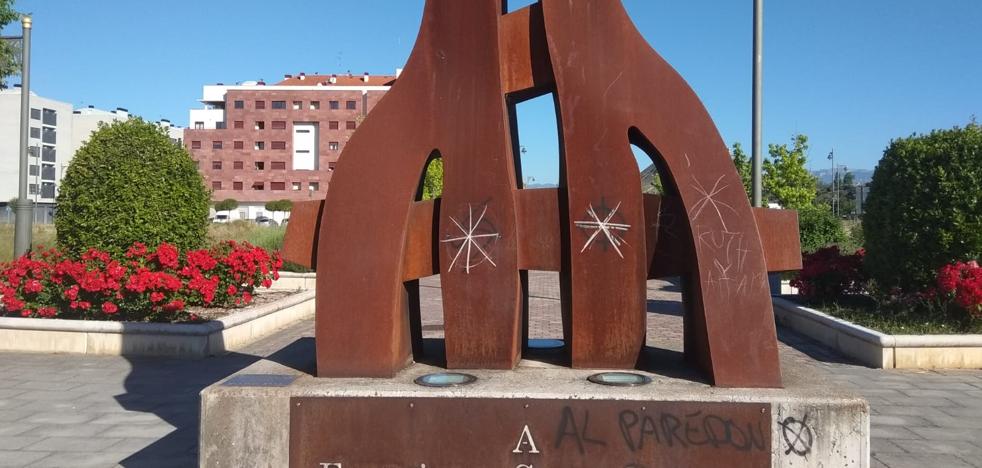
[0, 88, 184, 223]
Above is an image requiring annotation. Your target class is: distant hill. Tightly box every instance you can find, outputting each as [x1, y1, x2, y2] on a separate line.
[525, 182, 558, 189]
[811, 168, 874, 185]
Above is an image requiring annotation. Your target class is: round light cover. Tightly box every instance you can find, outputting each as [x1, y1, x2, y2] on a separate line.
[413, 372, 478, 388]
[587, 372, 652, 387]
[527, 339, 565, 349]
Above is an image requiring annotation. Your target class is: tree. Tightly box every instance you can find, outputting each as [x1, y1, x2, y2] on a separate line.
[0, 1, 21, 89]
[863, 122, 982, 291]
[730, 142, 753, 200]
[421, 156, 443, 200]
[264, 199, 292, 220]
[763, 134, 817, 209]
[216, 199, 238, 218]
[56, 119, 210, 256]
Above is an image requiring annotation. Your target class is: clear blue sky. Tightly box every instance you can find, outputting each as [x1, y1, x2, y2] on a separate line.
[4, 0, 980, 183]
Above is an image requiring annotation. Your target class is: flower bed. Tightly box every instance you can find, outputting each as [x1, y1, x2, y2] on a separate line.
[1, 241, 282, 323]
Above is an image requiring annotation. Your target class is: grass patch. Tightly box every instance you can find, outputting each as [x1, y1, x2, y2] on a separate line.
[792, 295, 982, 335]
[208, 221, 285, 252]
[0, 224, 58, 263]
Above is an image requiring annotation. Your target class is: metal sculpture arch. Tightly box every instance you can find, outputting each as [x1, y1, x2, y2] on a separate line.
[282, 0, 802, 388]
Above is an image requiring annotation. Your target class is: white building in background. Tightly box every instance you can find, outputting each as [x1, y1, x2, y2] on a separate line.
[0, 87, 73, 223]
[0, 87, 185, 223]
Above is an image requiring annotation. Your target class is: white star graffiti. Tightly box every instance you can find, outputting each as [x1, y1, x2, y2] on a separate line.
[441, 204, 500, 274]
[574, 202, 631, 258]
[689, 175, 738, 232]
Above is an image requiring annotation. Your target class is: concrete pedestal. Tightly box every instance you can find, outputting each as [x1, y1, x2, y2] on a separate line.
[201, 356, 868, 467]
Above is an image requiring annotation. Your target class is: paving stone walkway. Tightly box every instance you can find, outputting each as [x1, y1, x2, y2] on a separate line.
[0, 272, 980, 467]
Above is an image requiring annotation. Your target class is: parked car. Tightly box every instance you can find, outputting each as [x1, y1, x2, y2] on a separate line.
[255, 216, 277, 226]
[212, 214, 230, 223]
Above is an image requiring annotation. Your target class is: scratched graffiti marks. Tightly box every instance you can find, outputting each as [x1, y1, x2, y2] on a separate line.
[574, 199, 632, 258]
[688, 174, 765, 298]
[441, 203, 501, 274]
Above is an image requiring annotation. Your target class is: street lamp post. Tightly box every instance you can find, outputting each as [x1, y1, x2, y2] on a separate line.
[751, 0, 764, 207]
[827, 149, 836, 217]
[12, 15, 33, 257]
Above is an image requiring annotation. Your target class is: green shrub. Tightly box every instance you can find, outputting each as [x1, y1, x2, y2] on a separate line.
[56, 119, 210, 257]
[863, 122, 982, 291]
[798, 205, 846, 253]
[215, 199, 238, 214]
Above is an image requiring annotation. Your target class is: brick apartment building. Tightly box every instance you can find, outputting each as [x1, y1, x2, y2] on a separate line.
[184, 71, 396, 221]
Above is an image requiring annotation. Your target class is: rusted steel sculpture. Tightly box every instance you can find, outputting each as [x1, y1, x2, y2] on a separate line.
[282, 0, 802, 388]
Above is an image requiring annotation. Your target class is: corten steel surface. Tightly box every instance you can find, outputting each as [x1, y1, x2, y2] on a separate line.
[290, 397, 771, 467]
[285, 0, 801, 386]
[280, 200, 324, 269]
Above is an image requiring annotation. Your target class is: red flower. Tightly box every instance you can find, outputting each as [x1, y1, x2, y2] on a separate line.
[153, 243, 180, 269]
[227, 285, 237, 296]
[242, 292, 253, 304]
[64, 285, 80, 301]
[150, 292, 165, 303]
[125, 242, 148, 259]
[162, 300, 185, 313]
[3, 295, 25, 312]
[37, 307, 57, 318]
[102, 302, 119, 315]
[23, 279, 43, 295]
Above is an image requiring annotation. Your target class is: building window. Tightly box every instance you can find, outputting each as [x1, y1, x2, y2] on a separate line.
[192, 141, 202, 149]
[216, 122, 227, 130]
[255, 100, 266, 109]
[271, 161, 286, 170]
[346, 121, 357, 130]
[292, 101, 302, 110]
[292, 182, 302, 191]
[41, 182, 55, 199]
[233, 181, 243, 190]
[212, 181, 222, 190]
[41, 146, 56, 162]
[309, 182, 320, 191]
[310, 101, 320, 110]
[329, 141, 340, 151]
[233, 161, 244, 170]
[329, 121, 339, 130]
[234, 100, 244, 109]
[212, 161, 222, 170]
[30, 127, 40, 139]
[212, 141, 223, 149]
[329, 101, 339, 110]
[42, 109, 57, 126]
[271, 101, 286, 109]
[252, 182, 264, 191]
[194, 121, 204, 130]
[30, 108, 40, 120]
[255, 161, 265, 171]
[28, 184, 38, 195]
[271, 121, 286, 130]
[41, 165, 55, 181]
[271, 141, 286, 150]
[29, 165, 38, 176]
[270, 182, 286, 191]
[233, 141, 244, 150]
[255, 121, 265, 130]
[234, 120, 244, 129]
[346, 101, 357, 110]
[255, 141, 265, 150]
[42, 128, 56, 144]
[329, 162, 337, 171]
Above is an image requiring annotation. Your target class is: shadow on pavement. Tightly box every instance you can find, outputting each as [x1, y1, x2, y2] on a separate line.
[114, 333, 315, 467]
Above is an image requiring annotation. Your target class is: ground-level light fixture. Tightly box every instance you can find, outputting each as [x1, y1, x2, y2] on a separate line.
[587, 372, 652, 387]
[413, 372, 478, 388]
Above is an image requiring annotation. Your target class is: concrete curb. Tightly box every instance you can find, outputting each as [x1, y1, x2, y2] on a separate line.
[773, 296, 982, 369]
[0, 289, 315, 358]
[268, 272, 316, 291]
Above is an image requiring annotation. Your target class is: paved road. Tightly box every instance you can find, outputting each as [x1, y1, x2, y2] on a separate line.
[0, 272, 980, 467]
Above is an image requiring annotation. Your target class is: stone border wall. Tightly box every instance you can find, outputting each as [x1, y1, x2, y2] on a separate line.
[0, 289, 315, 358]
[773, 297, 982, 369]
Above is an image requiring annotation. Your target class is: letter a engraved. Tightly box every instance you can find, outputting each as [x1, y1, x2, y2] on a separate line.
[513, 425, 541, 454]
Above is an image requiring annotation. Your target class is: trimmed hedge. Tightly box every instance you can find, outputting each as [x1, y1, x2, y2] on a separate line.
[56, 119, 210, 257]
[863, 122, 982, 291]
[798, 205, 846, 253]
